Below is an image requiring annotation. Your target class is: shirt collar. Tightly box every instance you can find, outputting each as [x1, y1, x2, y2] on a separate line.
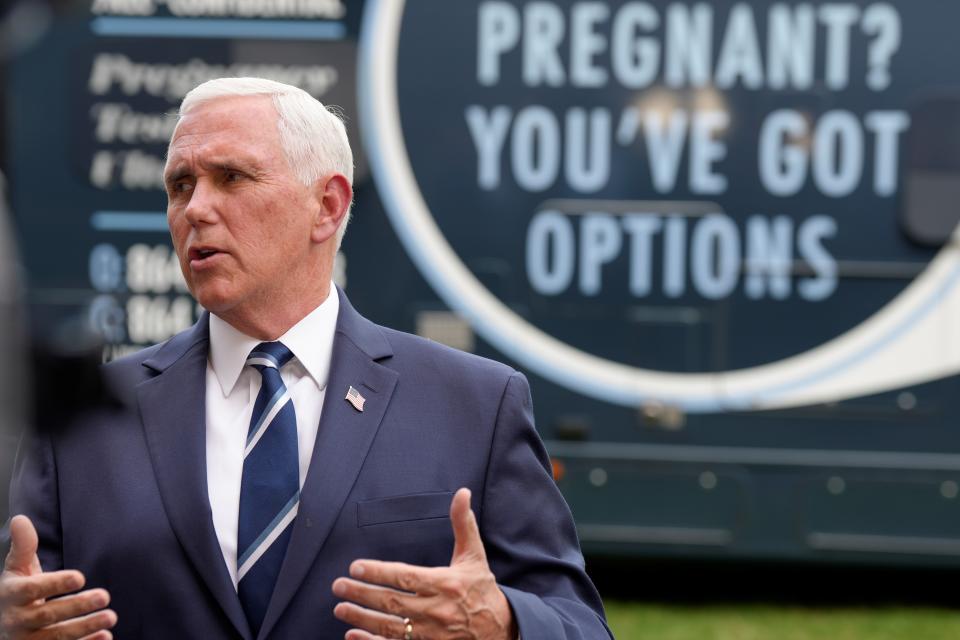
[208, 287, 340, 396]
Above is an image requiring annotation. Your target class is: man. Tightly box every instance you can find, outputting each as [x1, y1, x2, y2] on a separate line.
[0, 78, 611, 639]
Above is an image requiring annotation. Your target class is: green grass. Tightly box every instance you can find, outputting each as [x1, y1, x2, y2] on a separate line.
[603, 602, 960, 640]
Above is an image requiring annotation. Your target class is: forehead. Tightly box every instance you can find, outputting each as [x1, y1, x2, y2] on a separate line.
[166, 95, 284, 167]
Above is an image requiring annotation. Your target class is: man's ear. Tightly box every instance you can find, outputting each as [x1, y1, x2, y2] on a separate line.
[311, 173, 353, 244]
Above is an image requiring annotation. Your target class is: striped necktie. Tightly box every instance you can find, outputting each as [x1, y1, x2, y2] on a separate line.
[237, 341, 300, 634]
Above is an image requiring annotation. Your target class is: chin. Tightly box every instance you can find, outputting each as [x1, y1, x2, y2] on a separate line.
[193, 288, 239, 318]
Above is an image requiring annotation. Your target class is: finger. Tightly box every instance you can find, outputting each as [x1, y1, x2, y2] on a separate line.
[347, 560, 443, 596]
[5, 516, 41, 576]
[7, 589, 109, 631]
[332, 577, 419, 619]
[34, 608, 117, 640]
[333, 601, 405, 639]
[78, 633, 113, 640]
[344, 630, 388, 640]
[449, 488, 486, 564]
[0, 570, 85, 606]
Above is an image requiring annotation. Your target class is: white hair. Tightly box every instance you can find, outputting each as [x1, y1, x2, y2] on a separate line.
[176, 77, 354, 246]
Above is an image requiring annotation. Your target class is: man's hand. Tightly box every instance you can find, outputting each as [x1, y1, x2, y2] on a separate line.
[0, 516, 117, 640]
[332, 488, 518, 640]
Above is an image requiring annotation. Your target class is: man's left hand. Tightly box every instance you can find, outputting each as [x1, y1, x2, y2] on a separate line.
[332, 488, 517, 640]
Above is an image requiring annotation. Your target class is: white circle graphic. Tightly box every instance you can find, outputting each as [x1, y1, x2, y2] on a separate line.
[358, 0, 960, 413]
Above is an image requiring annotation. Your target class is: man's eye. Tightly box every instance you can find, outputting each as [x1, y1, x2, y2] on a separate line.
[225, 172, 244, 183]
[173, 181, 193, 194]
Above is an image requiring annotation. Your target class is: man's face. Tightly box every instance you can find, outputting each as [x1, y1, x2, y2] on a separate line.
[165, 96, 323, 327]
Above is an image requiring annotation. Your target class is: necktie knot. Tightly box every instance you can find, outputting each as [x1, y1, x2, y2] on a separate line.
[247, 341, 294, 372]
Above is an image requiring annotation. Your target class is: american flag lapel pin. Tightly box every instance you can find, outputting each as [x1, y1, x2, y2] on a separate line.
[345, 385, 366, 412]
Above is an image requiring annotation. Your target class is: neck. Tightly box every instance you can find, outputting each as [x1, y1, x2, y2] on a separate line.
[220, 280, 333, 341]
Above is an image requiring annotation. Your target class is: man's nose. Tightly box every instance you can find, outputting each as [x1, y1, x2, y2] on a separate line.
[183, 180, 219, 226]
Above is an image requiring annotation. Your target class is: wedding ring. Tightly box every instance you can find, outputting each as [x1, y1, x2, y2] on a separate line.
[403, 617, 414, 640]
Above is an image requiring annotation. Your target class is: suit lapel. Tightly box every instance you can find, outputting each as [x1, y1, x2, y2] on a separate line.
[137, 317, 253, 640]
[258, 291, 397, 640]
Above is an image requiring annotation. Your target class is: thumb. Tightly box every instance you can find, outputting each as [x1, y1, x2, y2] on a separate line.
[5, 515, 42, 577]
[449, 488, 487, 566]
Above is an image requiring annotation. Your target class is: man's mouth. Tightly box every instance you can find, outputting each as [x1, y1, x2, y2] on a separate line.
[189, 247, 223, 264]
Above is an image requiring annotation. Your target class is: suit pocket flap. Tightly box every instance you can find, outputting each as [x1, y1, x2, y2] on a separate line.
[357, 491, 454, 527]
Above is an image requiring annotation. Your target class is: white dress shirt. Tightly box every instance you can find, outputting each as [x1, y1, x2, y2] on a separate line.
[205, 289, 339, 588]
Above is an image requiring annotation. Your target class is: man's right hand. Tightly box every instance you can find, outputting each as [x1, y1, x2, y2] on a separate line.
[0, 516, 116, 640]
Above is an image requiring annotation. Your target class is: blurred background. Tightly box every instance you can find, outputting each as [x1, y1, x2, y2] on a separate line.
[3, 0, 960, 637]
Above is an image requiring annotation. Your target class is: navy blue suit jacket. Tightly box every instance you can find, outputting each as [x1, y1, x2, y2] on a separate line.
[7, 290, 611, 639]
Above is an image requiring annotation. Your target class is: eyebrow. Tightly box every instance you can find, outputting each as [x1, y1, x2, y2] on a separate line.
[199, 153, 260, 171]
[209, 162, 251, 174]
[163, 159, 259, 185]
[164, 167, 190, 184]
